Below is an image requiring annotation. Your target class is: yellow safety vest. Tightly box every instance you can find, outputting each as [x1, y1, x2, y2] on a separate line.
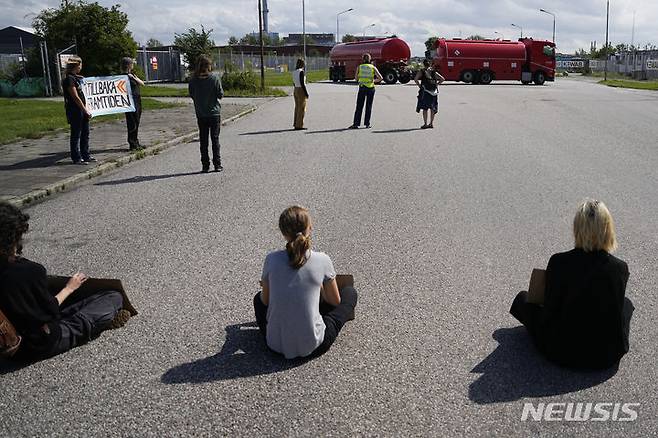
[358, 63, 376, 88]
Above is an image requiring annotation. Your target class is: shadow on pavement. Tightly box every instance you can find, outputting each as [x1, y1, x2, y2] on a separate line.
[239, 129, 296, 136]
[469, 326, 618, 404]
[0, 152, 71, 171]
[95, 171, 202, 186]
[306, 128, 352, 134]
[372, 128, 422, 133]
[161, 322, 305, 383]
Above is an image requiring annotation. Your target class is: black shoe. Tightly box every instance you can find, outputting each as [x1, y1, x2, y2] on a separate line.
[201, 167, 210, 173]
[294, 127, 308, 131]
[348, 125, 359, 129]
[214, 165, 223, 172]
[73, 160, 88, 165]
[84, 156, 97, 162]
[365, 125, 371, 129]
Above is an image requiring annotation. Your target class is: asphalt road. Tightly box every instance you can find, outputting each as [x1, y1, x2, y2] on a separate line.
[1, 78, 657, 437]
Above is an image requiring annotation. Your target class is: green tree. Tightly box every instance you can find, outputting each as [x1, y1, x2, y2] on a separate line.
[425, 37, 439, 51]
[33, 1, 137, 76]
[239, 34, 258, 45]
[228, 36, 239, 46]
[466, 35, 486, 40]
[342, 34, 358, 43]
[174, 26, 215, 71]
[146, 38, 163, 48]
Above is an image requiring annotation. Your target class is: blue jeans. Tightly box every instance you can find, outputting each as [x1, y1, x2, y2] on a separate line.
[67, 107, 90, 162]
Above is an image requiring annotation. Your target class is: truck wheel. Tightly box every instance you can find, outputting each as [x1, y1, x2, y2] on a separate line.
[330, 68, 338, 82]
[399, 71, 411, 84]
[461, 70, 476, 84]
[521, 80, 532, 85]
[479, 71, 493, 85]
[533, 71, 546, 85]
[383, 69, 398, 84]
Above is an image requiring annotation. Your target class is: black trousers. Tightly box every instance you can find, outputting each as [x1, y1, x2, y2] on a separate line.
[197, 116, 221, 168]
[49, 290, 123, 357]
[67, 107, 90, 162]
[125, 100, 142, 149]
[253, 286, 358, 358]
[353, 86, 375, 127]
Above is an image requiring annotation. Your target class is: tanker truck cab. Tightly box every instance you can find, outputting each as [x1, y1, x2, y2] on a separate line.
[522, 39, 556, 85]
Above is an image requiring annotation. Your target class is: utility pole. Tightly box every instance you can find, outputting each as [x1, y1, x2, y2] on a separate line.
[258, 0, 265, 91]
[604, 0, 609, 81]
[302, 0, 306, 60]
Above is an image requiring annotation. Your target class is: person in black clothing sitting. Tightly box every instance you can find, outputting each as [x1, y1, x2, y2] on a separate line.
[510, 199, 634, 370]
[0, 202, 131, 361]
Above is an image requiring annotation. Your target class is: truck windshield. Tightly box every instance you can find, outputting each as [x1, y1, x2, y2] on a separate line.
[543, 45, 555, 58]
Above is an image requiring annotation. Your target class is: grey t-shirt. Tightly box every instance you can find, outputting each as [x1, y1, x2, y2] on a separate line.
[261, 249, 336, 359]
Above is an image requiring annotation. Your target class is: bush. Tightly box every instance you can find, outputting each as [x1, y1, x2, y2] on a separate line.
[0, 61, 23, 84]
[221, 70, 258, 91]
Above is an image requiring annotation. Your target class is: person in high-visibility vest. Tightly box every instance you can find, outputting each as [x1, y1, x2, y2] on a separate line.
[349, 53, 383, 129]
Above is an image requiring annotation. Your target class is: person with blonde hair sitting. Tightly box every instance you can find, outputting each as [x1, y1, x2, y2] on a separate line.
[510, 199, 634, 369]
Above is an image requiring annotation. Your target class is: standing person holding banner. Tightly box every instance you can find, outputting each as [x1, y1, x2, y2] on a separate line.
[62, 56, 94, 165]
[414, 58, 444, 129]
[188, 55, 224, 173]
[121, 57, 145, 151]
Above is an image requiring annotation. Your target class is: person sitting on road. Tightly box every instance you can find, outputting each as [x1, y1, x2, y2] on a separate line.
[510, 199, 634, 370]
[254, 205, 358, 359]
[0, 202, 131, 362]
[414, 58, 445, 129]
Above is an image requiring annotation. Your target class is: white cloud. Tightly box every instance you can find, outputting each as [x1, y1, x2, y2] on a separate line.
[2, 0, 657, 55]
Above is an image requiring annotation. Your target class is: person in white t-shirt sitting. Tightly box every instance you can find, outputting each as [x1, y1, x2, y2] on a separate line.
[254, 205, 358, 359]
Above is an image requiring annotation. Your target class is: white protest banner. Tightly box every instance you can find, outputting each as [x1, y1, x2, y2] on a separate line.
[82, 75, 135, 117]
[647, 59, 658, 70]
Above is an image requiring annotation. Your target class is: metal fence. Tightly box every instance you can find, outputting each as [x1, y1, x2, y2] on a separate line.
[589, 50, 658, 80]
[136, 48, 184, 83]
[215, 52, 329, 73]
[0, 54, 22, 72]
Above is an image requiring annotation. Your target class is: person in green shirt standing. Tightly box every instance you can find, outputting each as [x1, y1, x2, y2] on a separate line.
[349, 53, 383, 129]
[188, 55, 224, 173]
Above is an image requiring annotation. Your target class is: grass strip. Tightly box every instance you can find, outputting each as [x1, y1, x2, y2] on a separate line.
[0, 98, 182, 145]
[599, 79, 658, 90]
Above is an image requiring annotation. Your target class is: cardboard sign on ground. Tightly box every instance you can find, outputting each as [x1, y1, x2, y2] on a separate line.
[47, 276, 138, 316]
[527, 269, 546, 305]
[335, 274, 354, 291]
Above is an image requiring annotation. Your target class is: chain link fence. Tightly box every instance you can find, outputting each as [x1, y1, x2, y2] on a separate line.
[215, 52, 329, 73]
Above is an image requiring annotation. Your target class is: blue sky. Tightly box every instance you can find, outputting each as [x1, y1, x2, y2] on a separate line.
[2, 0, 657, 55]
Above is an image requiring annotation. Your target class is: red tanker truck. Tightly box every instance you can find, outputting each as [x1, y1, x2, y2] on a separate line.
[428, 38, 556, 85]
[330, 37, 412, 84]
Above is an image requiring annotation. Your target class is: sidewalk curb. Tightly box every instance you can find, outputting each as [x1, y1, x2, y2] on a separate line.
[9, 105, 258, 208]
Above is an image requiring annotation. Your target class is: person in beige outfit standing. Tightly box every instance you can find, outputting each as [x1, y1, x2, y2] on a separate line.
[292, 58, 309, 130]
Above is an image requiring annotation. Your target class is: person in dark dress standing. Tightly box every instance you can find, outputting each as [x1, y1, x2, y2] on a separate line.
[414, 58, 445, 129]
[510, 199, 634, 370]
[188, 55, 224, 173]
[61, 56, 94, 165]
[0, 202, 131, 362]
[121, 57, 145, 151]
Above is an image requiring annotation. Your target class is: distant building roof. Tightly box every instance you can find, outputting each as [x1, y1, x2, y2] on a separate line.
[218, 44, 332, 56]
[0, 26, 43, 54]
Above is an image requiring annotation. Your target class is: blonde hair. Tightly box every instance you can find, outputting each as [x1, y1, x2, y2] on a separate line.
[279, 206, 312, 269]
[573, 199, 617, 253]
[65, 56, 82, 74]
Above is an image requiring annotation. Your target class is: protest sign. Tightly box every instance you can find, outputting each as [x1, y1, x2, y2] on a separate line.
[82, 75, 135, 117]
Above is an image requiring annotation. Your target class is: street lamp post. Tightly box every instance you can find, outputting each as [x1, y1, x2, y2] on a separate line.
[539, 8, 556, 44]
[302, 0, 306, 60]
[363, 23, 375, 37]
[604, 0, 609, 81]
[258, 0, 265, 91]
[336, 8, 354, 44]
[511, 23, 523, 38]
[494, 31, 505, 40]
